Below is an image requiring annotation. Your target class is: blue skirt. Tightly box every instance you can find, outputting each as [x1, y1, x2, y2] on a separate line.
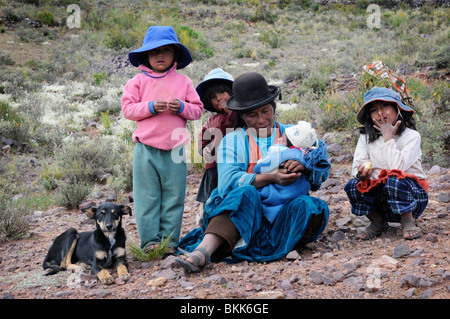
[177, 185, 329, 263]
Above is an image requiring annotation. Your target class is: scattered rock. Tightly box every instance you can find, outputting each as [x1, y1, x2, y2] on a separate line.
[286, 250, 301, 260]
[437, 193, 450, 203]
[254, 291, 285, 299]
[89, 289, 112, 298]
[146, 277, 167, 287]
[392, 243, 410, 258]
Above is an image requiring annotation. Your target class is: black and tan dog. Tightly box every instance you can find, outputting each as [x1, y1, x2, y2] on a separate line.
[43, 202, 132, 285]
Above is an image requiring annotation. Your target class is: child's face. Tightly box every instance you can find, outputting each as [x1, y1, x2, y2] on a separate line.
[277, 133, 288, 146]
[211, 91, 232, 113]
[147, 45, 175, 73]
[368, 101, 398, 125]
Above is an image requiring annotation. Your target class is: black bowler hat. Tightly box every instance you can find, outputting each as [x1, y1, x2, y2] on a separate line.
[226, 72, 280, 112]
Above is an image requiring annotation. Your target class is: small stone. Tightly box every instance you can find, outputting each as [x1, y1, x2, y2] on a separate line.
[438, 193, 450, 203]
[206, 274, 227, 285]
[146, 277, 167, 287]
[286, 250, 301, 260]
[280, 279, 292, 290]
[308, 271, 324, 285]
[419, 289, 434, 299]
[89, 289, 112, 298]
[56, 291, 73, 297]
[401, 274, 421, 287]
[254, 291, 285, 299]
[160, 255, 177, 269]
[330, 230, 345, 241]
[393, 243, 410, 258]
[427, 165, 441, 175]
[405, 288, 416, 298]
[426, 233, 438, 243]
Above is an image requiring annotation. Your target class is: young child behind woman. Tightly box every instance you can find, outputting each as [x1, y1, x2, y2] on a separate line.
[344, 86, 428, 240]
[121, 26, 203, 251]
[195, 68, 237, 225]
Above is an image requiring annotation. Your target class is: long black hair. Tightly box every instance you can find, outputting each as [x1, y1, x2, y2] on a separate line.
[203, 81, 233, 112]
[359, 101, 416, 143]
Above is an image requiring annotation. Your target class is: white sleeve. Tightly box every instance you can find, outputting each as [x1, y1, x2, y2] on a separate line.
[352, 135, 370, 178]
[380, 130, 422, 172]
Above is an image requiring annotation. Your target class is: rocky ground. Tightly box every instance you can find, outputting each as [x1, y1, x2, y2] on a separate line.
[0, 154, 448, 301]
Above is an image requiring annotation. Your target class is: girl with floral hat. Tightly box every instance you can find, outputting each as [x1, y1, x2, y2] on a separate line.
[121, 26, 203, 251]
[344, 87, 428, 240]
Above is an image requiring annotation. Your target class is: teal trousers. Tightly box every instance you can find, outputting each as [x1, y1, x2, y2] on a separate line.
[133, 143, 186, 249]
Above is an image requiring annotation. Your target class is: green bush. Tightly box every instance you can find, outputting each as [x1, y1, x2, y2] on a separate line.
[53, 136, 133, 208]
[175, 25, 214, 60]
[103, 26, 138, 50]
[0, 196, 33, 241]
[37, 10, 55, 26]
[54, 181, 92, 209]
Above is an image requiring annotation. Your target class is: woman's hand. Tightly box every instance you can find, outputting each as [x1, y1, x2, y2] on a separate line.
[272, 168, 302, 186]
[252, 167, 302, 188]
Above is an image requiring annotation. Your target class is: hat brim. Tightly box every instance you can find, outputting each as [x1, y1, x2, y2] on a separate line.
[226, 86, 280, 112]
[128, 41, 193, 69]
[196, 79, 234, 112]
[356, 96, 414, 124]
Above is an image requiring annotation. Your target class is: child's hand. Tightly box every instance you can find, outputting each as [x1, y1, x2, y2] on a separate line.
[281, 160, 305, 173]
[373, 111, 401, 141]
[357, 162, 372, 181]
[154, 100, 168, 113]
[168, 99, 181, 114]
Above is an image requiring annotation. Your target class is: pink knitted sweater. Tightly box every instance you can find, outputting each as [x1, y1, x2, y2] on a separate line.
[121, 63, 203, 150]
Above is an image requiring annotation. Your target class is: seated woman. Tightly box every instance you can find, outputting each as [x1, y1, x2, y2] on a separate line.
[176, 72, 330, 272]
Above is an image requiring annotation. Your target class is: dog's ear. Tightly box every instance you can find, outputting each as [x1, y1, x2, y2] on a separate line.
[119, 205, 132, 216]
[81, 206, 97, 219]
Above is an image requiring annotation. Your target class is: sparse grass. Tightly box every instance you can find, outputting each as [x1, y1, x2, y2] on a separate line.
[128, 236, 173, 261]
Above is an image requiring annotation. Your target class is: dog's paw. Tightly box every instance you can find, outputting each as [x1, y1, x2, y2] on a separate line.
[97, 269, 114, 285]
[119, 272, 131, 282]
[117, 264, 131, 282]
[100, 276, 115, 285]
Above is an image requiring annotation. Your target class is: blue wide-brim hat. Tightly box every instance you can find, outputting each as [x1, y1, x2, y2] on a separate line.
[196, 68, 234, 112]
[357, 86, 414, 124]
[128, 26, 193, 69]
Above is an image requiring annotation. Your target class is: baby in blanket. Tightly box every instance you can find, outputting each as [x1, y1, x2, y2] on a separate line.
[254, 121, 330, 223]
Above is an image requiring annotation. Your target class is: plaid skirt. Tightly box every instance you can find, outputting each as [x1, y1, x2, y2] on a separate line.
[344, 176, 428, 222]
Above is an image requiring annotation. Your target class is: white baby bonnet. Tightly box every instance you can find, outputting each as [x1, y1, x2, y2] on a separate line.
[285, 121, 318, 149]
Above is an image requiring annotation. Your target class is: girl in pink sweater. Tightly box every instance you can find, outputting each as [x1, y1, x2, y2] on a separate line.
[121, 26, 203, 252]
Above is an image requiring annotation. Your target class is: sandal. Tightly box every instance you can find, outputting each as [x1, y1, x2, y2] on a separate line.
[357, 221, 389, 240]
[176, 247, 210, 273]
[401, 220, 421, 240]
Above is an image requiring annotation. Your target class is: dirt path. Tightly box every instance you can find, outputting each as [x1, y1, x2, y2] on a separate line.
[0, 164, 448, 300]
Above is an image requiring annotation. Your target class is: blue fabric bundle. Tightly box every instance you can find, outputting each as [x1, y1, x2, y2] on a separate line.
[253, 140, 331, 223]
